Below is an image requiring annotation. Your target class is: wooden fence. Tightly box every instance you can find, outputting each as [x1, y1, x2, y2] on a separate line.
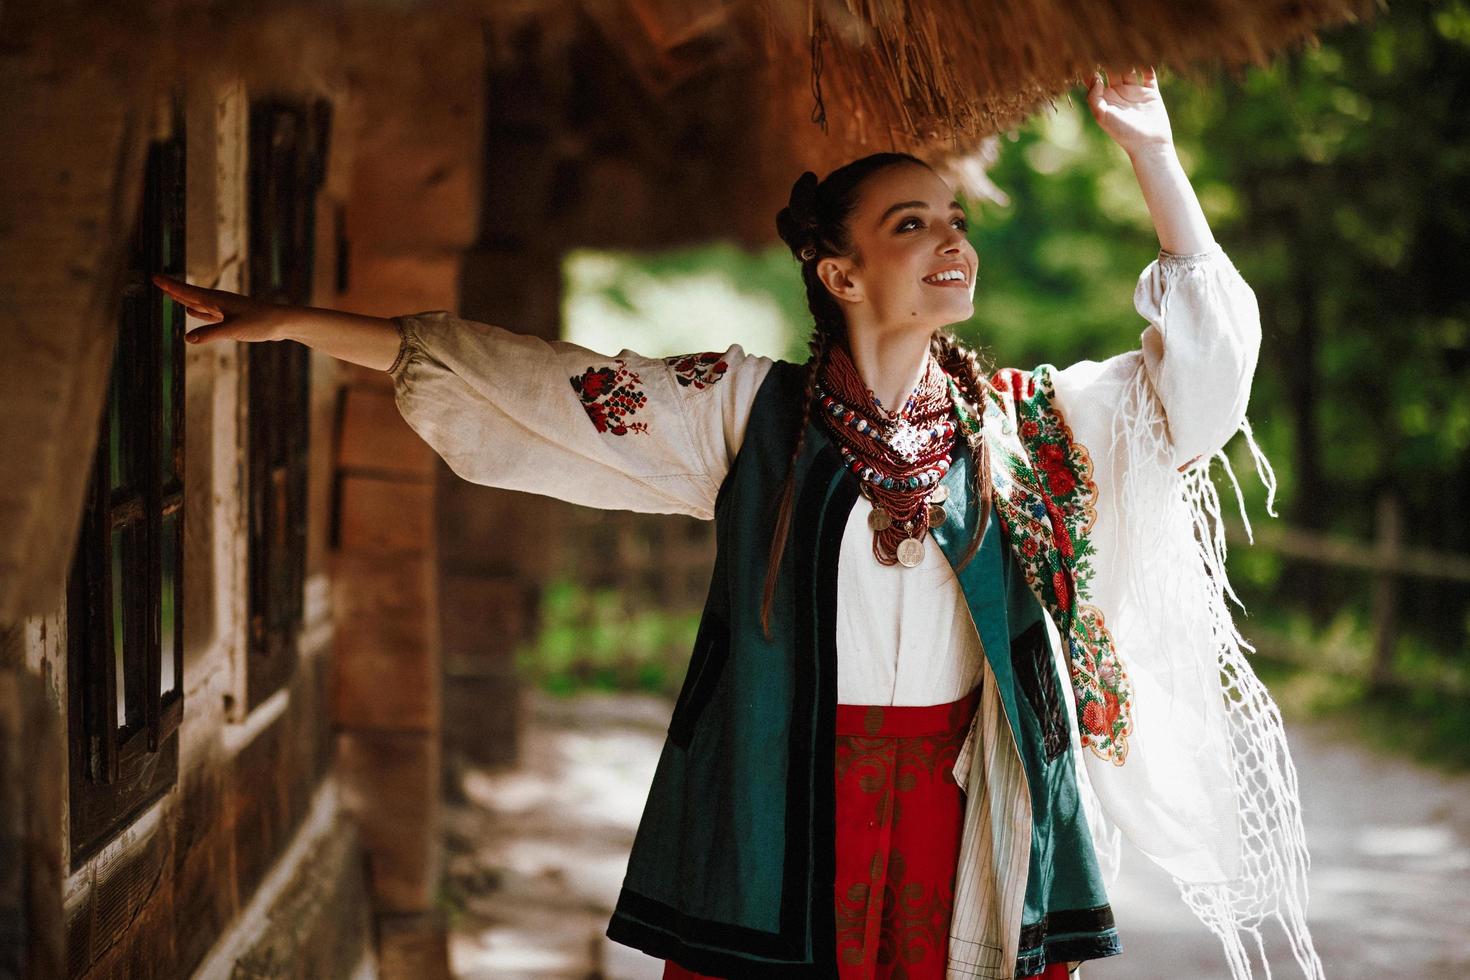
[1225, 494, 1470, 695]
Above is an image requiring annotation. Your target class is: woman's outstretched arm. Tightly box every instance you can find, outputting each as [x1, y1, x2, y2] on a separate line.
[385, 309, 771, 517]
[150, 274, 774, 518]
[152, 274, 402, 370]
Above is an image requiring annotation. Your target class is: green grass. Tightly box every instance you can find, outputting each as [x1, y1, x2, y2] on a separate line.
[514, 577, 1470, 772]
[514, 578, 700, 700]
[1250, 652, 1470, 774]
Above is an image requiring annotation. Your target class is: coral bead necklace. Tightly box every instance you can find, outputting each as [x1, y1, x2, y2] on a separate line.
[814, 340, 958, 566]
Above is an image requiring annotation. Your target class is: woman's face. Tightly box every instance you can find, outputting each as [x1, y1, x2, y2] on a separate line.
[819, 163, 978, 336]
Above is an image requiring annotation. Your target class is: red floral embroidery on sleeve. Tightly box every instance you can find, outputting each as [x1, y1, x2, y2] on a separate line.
[569, 359, 650, 435]
[664, 351, 729, 389]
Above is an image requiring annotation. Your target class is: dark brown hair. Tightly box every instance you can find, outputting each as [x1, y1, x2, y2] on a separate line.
[763, 153, 995, 638]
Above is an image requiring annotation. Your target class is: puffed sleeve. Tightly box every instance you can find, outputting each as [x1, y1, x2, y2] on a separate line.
[1045, 241, 1261, 469]
[1134, 242, 1262, 467]
[1039, 245, 1313, 973]
[387, 310, 774, 519]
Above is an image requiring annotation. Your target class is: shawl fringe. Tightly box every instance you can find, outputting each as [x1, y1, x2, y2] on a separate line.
[1084, 358, 1322, 980]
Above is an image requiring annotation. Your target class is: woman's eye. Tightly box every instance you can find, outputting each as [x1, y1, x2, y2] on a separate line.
[898, 216, 968, 232]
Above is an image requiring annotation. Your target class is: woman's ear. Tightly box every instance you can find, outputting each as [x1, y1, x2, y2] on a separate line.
[816, 256, 863, 305]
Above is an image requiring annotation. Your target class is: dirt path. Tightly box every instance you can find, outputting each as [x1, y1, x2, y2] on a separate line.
[445, 691, 1470, 979]
[443, 691, 671, 979]
[1088, 717, 1470, 979]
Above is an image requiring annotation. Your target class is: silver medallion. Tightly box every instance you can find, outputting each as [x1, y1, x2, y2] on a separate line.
[930, 484, 949, 504]
[885, 419, 926, 463]
[896, 536, 924, 567]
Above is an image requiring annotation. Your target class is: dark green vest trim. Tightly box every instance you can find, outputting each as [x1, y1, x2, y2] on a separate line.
[1016, 902, 1121, 976]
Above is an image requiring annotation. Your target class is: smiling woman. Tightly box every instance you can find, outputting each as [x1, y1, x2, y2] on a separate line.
[148, 66, 1317, 980]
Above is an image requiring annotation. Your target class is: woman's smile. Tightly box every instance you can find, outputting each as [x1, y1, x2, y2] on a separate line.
[921, 264, 971, 288]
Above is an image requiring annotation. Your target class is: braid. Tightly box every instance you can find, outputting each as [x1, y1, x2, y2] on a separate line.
[759, 321, 831, 638]
[931, 328, 995, 571]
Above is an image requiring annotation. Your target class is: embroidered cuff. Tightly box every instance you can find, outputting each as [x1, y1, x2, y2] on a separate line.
[1157, 240, 1226, 271]
[385, 315, 414, 379]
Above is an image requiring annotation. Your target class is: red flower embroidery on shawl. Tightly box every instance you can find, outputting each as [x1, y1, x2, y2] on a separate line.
[1035, 442, 1078, 497]
[1081, 699, 1107, 736]
[569, 360, 650, 435]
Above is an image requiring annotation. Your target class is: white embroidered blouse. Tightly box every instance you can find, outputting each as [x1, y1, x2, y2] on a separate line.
[387, 242, 1255, 711]
[387, 240, 1272, 979]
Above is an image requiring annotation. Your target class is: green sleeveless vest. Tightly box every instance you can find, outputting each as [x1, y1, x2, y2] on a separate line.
[605, 360, 1119, 978]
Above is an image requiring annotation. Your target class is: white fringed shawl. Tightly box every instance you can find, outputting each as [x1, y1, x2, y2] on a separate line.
[1043, 246, 1322, 980]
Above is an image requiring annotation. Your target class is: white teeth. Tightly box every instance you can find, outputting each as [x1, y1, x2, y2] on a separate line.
[924, 269, 966, 283]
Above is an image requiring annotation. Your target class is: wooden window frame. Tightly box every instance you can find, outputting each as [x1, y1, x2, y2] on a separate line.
[66, 91, 187, 870]
[242, 97, 331, 710]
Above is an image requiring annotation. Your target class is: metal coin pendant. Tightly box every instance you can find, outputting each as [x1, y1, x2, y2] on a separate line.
[928, 504, 946, 525]
[930, 484, 949, 504]
[896, 536, 924, 567]
[867, 506, 892, 531]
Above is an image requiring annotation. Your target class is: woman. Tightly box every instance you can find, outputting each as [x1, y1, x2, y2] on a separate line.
[155, 67, 1319, 980]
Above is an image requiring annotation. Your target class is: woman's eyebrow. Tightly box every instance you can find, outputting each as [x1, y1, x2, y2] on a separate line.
[877, 199, 966, 227]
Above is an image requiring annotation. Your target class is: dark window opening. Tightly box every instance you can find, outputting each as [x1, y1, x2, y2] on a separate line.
[243, 98, 332, 710]
[66, 89, 187, 870]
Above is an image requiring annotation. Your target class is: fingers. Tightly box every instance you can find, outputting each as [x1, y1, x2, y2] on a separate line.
[184, 322, 233, 345]
[152, 273, 229, 323]
[151, 273, 207, 305]
[152, 274, 227, 316]
[1099, 64, 1151, 88]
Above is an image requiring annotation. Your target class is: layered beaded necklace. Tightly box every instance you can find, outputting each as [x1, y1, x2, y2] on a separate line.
[815, 340, 958, 567]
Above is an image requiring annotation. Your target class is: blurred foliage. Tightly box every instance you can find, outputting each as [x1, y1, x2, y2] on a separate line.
[542, 0, 1469, 719]
[515, 578, 701, 698]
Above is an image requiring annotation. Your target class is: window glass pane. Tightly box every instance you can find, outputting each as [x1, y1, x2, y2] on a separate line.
[160, 299, 175, 485]
[271, 230, 284, 291]
[108, 358, 127, 491]
[110, 524, 126, 727]
[160, 509, 178, 696]
[111, 520, 145, 731]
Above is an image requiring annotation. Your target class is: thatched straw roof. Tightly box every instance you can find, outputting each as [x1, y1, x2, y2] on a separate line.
[600, 0, 1382, 197]
[763, 0, 1380, 152]
[499, 0, 1381, 209]
[5, 0, 1384, 224]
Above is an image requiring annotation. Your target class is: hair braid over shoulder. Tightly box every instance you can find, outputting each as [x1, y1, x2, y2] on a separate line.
[931, 328, 995, 570]
[758, 321, 830, 638]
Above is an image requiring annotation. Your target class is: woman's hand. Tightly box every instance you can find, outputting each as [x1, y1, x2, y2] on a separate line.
[1086, 65, 1174, 157]
[151, 274, 286, 345]
[153, 274, 406, 370]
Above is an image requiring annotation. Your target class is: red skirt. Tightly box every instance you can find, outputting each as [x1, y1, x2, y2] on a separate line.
[661, 684, 1074, 980]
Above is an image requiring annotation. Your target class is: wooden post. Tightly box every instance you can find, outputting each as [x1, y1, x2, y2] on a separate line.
[1369, 493, 1402, 693]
